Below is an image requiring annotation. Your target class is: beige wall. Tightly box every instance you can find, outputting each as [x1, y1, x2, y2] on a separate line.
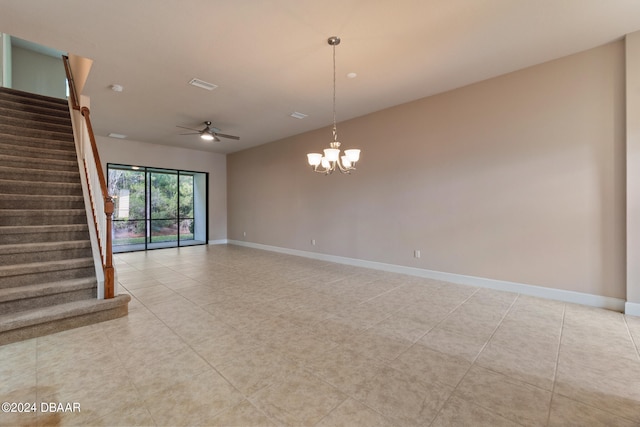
[11, 46, 66, 98]
[228, 41, 626, 299]
[627, 31, 640, 308]
[95, 136, 228, 242]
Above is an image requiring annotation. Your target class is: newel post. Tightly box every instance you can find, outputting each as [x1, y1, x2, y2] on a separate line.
[104, 195, 115, 299]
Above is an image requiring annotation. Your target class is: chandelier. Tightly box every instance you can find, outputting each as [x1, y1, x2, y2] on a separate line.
[307, 36, 361, 174]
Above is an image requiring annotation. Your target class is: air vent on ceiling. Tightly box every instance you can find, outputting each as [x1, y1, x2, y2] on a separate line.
[108, 133, 127, 139]
[188, 78, 218, 91]
[290, 112, 308, 119]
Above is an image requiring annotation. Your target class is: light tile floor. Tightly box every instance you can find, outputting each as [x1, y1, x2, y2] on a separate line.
[2, 244, 640, 426]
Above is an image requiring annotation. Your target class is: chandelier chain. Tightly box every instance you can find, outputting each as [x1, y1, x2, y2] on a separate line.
[332, 41, 338, 142]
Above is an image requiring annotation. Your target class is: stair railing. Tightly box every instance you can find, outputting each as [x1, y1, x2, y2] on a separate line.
[63, 55, 115, 299]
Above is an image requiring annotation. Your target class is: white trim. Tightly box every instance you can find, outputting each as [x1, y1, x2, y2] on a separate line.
[229, 240, 626, 312]
[626, 301, 640, 317]
[69, 98, 105, 299]
[209, 239, 229, 245]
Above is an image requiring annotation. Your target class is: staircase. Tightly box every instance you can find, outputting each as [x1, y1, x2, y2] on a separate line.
[0, 87, 129, 345]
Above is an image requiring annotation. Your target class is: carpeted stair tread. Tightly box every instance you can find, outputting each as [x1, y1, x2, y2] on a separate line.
[0, 257, 95, 278]
[0, 179, 82, 196]
[0, 208, 86, 216]
[0, 295, 131, 335]
[0, 114, 72, 134]
[0, 193, 84, 201]
[0, 193, 85, 207]
[0, 165, 79, 183]
[0, 123, 75, 142]
[0, 132, 75, 151]
[0, 224, 90, 245]
[0, 240, 91, 255]
[0, 99, 69, 120]
[0, 239, 92, 264]
[0, 153, 77, 171]
[0, 224, 89, 235]
[0, 105, 72, 127]
[0, 87, 69, 107]
[0, 141, 77, 161]
[0, 277, 96, 303]
[0, 213, 87, 227]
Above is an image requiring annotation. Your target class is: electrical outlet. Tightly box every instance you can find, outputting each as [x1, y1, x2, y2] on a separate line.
[311, 239, 316, 246]
[243, 231, 246, 237]
[414, 250, 421, 258]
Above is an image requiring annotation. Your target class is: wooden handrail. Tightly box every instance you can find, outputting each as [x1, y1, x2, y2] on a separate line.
[80, 107, 109, 196]
[62, 55, 80, 111]
[63, 55, 114, 299]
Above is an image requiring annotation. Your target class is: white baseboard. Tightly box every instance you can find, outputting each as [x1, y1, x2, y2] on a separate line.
[208, 239, 229, 245]
[228, 240, 626, 312]
[625, 302, 640, 317]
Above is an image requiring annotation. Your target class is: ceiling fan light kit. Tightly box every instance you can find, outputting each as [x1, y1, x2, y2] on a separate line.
[307, 36, 361, 175]
[177, 120, 239, 143]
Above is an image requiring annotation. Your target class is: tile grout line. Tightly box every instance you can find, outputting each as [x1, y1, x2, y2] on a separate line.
[544, 302, 566, 427]
[469, 293, 520, 365]
[299, 357, 402, 427]
[426, 292, 521, 426]
[405, 286, 483, 353]
[622, 315, 640, 362]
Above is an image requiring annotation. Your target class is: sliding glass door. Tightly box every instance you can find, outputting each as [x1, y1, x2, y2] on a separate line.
[149, 169, 178, 246]
[108, 164, 208, 252]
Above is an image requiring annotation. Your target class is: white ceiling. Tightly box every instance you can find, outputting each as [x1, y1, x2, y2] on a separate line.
[2, 0, 640, 154]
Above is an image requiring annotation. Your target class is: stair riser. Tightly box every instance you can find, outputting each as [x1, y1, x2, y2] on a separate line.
[0, 199, 86, 210]
[0, 230, 90, 245]
[0, 98, 69, 120]
[0, 287, 96, 315]
[0, 115, 72, 134]
[0, 133, 75, 152]
[0, 213, 88, 227]
[0, 168, 80, 184]
[0, 247, 93, 265]
[0, 89, 69, 110]
[0, 156, 78, 172]
[0, 182, 82, 196]
[0, 124, 74, 143]
[0, 106, 72, 127]
[0, 266, 95, 289]
[0, 144, 77, 162]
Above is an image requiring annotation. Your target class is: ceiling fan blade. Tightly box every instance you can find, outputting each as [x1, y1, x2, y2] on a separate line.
[215, 133, 240, 140]
[179, 132, 200, 135]
[176, 125, 202, 132]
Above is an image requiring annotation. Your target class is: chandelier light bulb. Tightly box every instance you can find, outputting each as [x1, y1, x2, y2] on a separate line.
[307, 153, 322, 167]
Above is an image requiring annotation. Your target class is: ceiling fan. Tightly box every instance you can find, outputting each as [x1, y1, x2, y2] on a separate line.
[177, 121, 240, 142]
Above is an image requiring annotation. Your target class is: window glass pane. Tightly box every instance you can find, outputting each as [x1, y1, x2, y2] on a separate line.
[179, 174, 194, 220]
[108, 168, 145, 220]
[150, 171, 177, 220]
[108, 167, 146, 251]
